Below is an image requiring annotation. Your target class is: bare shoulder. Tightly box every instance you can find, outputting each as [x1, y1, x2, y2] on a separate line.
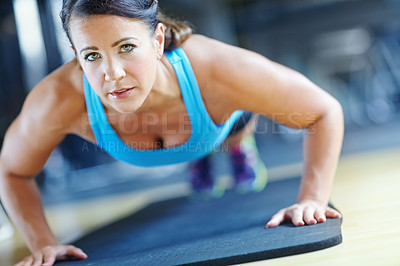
[179, 34, 269, 116]
[179, 34, 216, 87]
[21, 59, 86, 133]
[179, 34, 241, 75]
[181, 34, 264, 71]
[181, 34, 247, 59]
[0, 60, 86, 176]
[179, 35, 243, 117]
[180, 34, 215, 61]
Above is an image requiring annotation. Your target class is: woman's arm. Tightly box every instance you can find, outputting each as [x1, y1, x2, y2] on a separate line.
[0, 168, 87, 266]
[187, 35, 343, 227]
[266, 100, 343, 227]
[0, 73, 88, 265]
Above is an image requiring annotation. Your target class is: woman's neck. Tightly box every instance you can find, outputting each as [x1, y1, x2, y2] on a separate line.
[136, 55, 180, 114]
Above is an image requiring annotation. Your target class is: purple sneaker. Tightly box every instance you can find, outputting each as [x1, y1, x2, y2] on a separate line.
[229, 134, 268, 193]
[188, 155, 224, 199]
[189, 155, 213, 192]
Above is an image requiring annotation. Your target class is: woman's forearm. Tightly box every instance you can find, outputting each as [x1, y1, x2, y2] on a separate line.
[297, 100, 344, 205]
[0, 169, 58, 252]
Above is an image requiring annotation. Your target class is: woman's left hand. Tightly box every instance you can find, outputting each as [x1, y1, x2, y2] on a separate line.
[265, 200, 341, 228]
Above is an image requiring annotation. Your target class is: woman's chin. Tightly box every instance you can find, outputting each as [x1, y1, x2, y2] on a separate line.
[115, 107, 139, 114]
[111, 102, 140, 114]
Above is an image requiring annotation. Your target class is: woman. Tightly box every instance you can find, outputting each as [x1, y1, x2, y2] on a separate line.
[0, 0, 343, 265]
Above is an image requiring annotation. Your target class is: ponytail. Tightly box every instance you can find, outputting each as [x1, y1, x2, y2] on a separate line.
[158, 13, 193, 52]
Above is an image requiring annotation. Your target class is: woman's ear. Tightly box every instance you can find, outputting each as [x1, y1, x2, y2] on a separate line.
[154, 23, 165, 59]
[71, 45, 78, 59]
[70, 46, 82, 69]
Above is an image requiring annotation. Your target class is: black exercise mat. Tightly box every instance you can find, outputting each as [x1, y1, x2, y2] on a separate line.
[57, 177, 342, 265]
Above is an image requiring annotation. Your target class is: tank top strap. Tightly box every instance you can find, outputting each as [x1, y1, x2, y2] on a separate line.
[165, 47, 243, 136]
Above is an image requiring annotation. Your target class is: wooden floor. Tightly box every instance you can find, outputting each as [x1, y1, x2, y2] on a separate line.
[1, 147, 400, 265]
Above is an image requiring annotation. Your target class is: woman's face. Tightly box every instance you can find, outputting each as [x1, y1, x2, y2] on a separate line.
[69, 15, 164, 113]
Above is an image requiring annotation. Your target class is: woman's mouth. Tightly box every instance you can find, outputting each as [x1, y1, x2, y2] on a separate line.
[109, 87, 134, 99]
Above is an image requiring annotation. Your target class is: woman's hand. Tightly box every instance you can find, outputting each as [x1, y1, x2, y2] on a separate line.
[265, 200, 341, 228]
[15, 245, 87, 266]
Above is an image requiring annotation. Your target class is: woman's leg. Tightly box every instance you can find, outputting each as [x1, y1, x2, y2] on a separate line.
[188, 153, 225, 198]
[188, 113, 255, 196]
[222, 112, 258, 150]
[223, 113, 268, 193]
[188, 154, 213, 192]
[188, 112, 267, 198]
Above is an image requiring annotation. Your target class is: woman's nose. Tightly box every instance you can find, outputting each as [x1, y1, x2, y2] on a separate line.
[104, 62, 126, 82]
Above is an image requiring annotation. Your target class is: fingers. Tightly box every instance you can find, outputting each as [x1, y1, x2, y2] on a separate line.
[42, 255, 56, 266]
[303, 206, 317, 225]
[31, 252, 43, 266]
[265, 209, 286, 228]
[23, 256, 33, 266]
[266, 203, 342, 229]
[56, 245, 88, 260]
[42, 246, 57, 266]
[314, 207, 326, 223]
[291, 207, 305, 226]
[326, 207, 342, 218]
[15, 245, 87, 266]
[14, 256, 32, 266]
[63, 245, 88, 259]
[15, 252, 52, 266]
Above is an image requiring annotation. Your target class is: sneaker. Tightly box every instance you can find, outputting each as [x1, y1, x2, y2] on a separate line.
[229, 134, 268, 193]
[188, 154, 224, 200]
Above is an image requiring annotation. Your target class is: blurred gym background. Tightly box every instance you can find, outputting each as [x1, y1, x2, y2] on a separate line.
[1, 0, 400, 205]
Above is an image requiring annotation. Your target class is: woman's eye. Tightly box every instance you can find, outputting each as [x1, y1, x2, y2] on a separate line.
[85, 52, 100, 61]
[120, 44, 134, 53]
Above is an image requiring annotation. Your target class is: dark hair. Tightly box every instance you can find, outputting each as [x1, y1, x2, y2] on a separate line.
[60, 0, 192, 52]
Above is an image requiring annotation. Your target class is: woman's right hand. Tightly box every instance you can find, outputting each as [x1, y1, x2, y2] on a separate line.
[15, 245, 87, 266]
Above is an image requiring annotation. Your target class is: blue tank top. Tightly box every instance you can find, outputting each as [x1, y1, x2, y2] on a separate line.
[83, 47, 243, 167]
